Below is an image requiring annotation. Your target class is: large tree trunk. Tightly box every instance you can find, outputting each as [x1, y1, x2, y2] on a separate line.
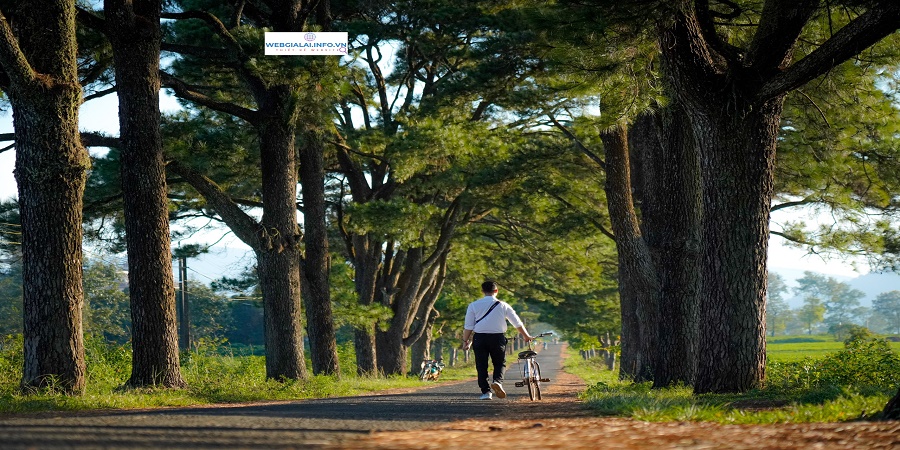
[633, 107, 702, 388]
[169, 99, 311, 382]
[159, 0, 343, 381]
[352, 234, 380, 375]
[166, 157, 307, 381]
[883, 386, 900, 420]
[105, 0, 185, 389]
[299, 130, 339, 376]
[654, 0, 900, 394]
[376, 248, 449, 375]
[2, 1, 88, 394]
[257, 116, 307, 381]
[409, 308, 437, 376]
[376, 248, 426, 376]
[656, 5, 789, 394]
[600, 122, 660, 383]
[691, 101, 779, 393]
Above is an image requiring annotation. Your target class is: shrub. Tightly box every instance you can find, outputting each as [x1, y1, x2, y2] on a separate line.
[817, 336, 900, 387]
[767, 334, 900, 390]
[0, 334, 23, 394]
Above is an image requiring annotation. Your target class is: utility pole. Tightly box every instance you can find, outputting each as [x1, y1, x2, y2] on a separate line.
[173, 244, 207, 351]
[177, 255, 191, 350]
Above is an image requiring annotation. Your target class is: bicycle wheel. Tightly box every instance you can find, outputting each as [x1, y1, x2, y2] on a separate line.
[526, 360, 537, 401]
[533, 361, 542, 400]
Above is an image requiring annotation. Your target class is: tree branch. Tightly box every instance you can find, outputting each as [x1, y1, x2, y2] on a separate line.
[745, 0, 819, 74]
[167, 159, 266, 251]
[159, 70, 260, 124]
[548, 115, 607, 171]
[694, 0, 744, 62]
[471, 98, 491, 122]
[758, 4, 900, 100]
[771, 198, 814, 212]
[770, 229, 816, 247]
[75, 6, 107, 33]
[81, 132, 121, 148]
[84, 86, 117, 102]
[0, 12, 36, 86]
[160, 10, 244, 54]
[422, 197, 461, 270]
[547, 192, 617, 243]
[160, 42, 233, 60]
[160, 9, 268, 96]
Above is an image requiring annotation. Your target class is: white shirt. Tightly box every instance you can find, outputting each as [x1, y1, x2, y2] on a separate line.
[464, 295, 524, 333]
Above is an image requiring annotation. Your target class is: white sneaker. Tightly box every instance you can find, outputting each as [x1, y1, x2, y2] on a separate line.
[480, 392, 493, 400]
[491, 381, 506, 399]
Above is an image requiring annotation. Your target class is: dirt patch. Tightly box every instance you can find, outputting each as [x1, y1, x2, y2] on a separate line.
[341, 372, 900, 450]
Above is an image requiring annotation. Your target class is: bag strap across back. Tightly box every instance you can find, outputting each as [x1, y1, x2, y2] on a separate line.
[474, 301, 501, 325]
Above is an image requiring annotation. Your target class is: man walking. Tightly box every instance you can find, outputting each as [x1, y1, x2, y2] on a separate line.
[460, 281, 533, 400]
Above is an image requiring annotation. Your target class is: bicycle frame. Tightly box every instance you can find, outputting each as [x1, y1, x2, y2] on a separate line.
[514, 332, 552, 401]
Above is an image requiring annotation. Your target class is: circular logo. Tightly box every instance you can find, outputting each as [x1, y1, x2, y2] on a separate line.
[304, 32, 316, 42]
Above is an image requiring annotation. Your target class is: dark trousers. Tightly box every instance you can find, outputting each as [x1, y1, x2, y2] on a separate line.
[472, 333, 508, 393]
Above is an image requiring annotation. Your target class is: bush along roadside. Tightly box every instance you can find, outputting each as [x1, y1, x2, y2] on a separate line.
[579, 332, 900, 424]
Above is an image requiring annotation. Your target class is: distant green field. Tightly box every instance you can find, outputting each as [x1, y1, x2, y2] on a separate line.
[767, 335, 900, 362]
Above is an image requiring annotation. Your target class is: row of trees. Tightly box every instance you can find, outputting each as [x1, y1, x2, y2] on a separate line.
[1, 2, 900, 419]
[767, 272, 900, 336]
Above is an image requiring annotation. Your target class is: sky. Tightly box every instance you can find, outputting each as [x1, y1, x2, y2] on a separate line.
[0, 94, 878, 284]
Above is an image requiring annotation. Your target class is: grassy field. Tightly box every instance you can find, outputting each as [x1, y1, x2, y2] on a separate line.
[768, 334, 900, 361]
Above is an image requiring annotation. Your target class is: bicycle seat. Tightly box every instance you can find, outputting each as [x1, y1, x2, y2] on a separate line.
[518, 350, 537, 359]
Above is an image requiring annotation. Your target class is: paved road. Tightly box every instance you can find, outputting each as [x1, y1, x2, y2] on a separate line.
[0, 343, 567, 449]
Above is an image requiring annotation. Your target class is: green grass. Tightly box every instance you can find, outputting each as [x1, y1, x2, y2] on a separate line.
[566, 335, 900, 424]
[767, 340, 845, 362]
[0, 336, 477, 414]
[768, 335, 900, 362]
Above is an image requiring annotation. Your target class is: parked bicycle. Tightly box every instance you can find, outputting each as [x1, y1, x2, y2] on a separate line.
[418, 359, 445, 381]
[514, 332, 552, 401]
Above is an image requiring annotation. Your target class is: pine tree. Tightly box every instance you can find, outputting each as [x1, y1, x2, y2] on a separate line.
[0, 0, 89, 393]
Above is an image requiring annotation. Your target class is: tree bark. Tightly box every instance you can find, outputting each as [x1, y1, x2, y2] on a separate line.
[692, 99, 779, 393]
[105, 0, 185, 389]
[658, 6, 783, 393]
[298, 130, 339, 376]
[351, 234, 380, 375]
[600, 122, 660, 383]
[409, 307, 437, 375]
[375, 248, 449, 375]
[1, 1, 88, 394]
[653, 0, 900, 395]
[634, 107, 702, 388]
[167, 131, 308, 381]
[257, 115, 307, 380]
